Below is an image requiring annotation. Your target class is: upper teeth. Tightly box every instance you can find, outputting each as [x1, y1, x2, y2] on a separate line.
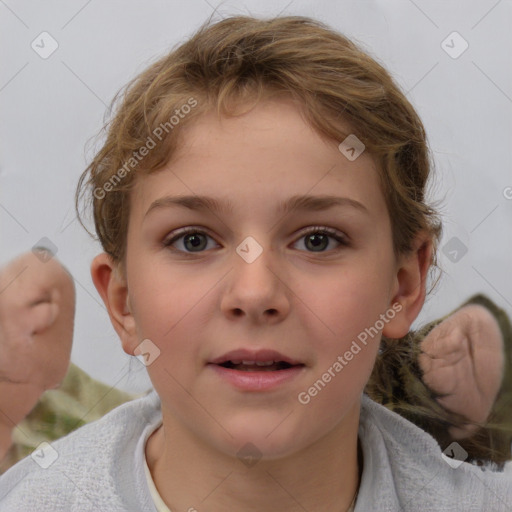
[231, 360, 277, 366]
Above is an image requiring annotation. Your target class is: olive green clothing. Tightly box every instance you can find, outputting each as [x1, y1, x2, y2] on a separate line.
[0, 363, 141, 474]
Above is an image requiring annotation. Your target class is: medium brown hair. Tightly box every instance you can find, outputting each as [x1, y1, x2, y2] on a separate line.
[76, 14, 442, 280]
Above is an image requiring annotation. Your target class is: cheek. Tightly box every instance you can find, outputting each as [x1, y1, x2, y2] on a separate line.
[128, 269, 215, 375]
[130, 263, 196, 335]
[303, 265, 393, 342]
[297, 261, 393, 404]
[296, 318, 380, 431]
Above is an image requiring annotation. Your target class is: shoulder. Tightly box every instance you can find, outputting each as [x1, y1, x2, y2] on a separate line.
[0, 391, 161, 512]
[356, 393, 512, 511]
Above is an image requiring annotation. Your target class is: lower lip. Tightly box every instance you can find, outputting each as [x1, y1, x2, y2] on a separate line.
[208, 364, 306, 391]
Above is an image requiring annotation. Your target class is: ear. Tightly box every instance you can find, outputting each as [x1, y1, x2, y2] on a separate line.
[382, 233, 433, 339]
[90, 253, 138, 355]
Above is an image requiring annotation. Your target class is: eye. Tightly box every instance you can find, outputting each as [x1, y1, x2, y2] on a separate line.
[163, 227, 218, 253]
[163, 226, 348, 254]
[292, 226, 349, 253]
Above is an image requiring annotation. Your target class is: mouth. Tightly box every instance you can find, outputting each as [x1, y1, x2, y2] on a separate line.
[215, 360, 302, 372]
[215, 360, 304, 372]
[208, 348, 305, 371]
[207, 349, 306, 390]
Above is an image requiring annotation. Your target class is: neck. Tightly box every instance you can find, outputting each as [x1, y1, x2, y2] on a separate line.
[146, 402, 361, 512]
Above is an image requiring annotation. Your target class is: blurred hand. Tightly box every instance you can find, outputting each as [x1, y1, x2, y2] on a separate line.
[418, 304, 505, 439]
[0, 251, 75, 390]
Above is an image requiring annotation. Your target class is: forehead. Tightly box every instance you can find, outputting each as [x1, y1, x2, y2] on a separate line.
[173, 97, 348, 163]
[130, 98, 387, 222]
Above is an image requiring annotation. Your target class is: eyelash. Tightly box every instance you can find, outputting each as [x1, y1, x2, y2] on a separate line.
[162, 225, 349, 254]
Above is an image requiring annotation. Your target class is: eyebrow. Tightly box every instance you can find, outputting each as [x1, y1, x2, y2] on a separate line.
[144, 194, 369, 218]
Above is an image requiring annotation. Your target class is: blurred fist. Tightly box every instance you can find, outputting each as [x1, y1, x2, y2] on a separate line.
[0, 251, 75, 390]
[418, 304, 505, 439]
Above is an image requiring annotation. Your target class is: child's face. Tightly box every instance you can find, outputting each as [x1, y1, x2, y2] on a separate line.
[122, 98, 404, 458]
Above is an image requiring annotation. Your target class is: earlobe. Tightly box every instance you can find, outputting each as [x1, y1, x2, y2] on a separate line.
[382, 234, 433, 339]
[90, 253, 138, 354]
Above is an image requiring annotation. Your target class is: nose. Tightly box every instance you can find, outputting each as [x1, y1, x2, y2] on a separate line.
[220, 240, 290, 324]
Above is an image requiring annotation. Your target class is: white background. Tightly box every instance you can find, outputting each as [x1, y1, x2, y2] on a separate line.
[1, 0, 511, 392]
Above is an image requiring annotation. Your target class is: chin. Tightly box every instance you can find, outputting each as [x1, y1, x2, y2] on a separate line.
[207, 417, 315, 462]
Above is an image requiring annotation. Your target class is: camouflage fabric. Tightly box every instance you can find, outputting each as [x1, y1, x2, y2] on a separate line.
[0, 363, 141, 474]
